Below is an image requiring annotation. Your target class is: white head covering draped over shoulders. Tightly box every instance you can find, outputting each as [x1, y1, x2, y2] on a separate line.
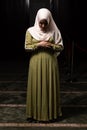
[28, 8, 63, 46]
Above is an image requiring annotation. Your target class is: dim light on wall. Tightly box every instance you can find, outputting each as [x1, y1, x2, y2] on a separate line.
[26, 0, 30, 8]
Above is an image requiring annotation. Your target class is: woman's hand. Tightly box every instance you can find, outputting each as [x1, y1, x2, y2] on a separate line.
[37, 41, 52, 48]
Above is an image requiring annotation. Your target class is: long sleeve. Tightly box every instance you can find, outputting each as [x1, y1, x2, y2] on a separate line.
[49, 36, 64, 52]
[51, 41, 64, 52]
[24, 30, 38, 51]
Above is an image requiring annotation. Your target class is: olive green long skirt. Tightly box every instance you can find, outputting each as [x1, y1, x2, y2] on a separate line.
[26, 51, 62, 121]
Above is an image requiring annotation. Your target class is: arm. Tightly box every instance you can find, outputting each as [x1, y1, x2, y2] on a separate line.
[51, 39, 64, 52]
[50, 30, 64, 52]
[40, 38, 64, 52]
[24, 30, 38, 51]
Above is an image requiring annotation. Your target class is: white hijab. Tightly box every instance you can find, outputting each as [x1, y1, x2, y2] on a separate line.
[28, 8, 63, 45]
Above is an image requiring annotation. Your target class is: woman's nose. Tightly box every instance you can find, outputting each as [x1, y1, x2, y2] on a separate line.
[42, 24, 45, 28]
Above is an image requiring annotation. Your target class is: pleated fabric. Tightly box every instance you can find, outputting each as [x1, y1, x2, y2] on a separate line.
[26, 50, 62, 121]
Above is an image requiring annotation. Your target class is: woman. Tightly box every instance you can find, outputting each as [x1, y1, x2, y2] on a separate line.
[25, 8, 64, 122]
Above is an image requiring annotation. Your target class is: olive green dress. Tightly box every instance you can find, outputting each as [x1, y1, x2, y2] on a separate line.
[25, 30, 64, 121]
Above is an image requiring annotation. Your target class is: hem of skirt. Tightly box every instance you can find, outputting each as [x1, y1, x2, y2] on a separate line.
[26, 115, 62, 122]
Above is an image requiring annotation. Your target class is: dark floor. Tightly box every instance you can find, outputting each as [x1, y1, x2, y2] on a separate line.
[0, 59, 87, 130]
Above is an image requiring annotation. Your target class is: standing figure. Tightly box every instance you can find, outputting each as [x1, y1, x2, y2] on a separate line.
[25, 8, 64, 122]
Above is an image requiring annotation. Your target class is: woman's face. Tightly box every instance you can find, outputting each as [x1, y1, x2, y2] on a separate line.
[39, 19, 48, 32]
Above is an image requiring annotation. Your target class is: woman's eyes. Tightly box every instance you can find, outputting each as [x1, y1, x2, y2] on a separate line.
[39, 22, 48, 26]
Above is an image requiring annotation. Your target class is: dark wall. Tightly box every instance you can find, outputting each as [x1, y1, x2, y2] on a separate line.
[0, 0, 30, 60]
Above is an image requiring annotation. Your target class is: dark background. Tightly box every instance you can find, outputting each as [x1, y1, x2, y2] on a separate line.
[0, 0, 87, 63]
